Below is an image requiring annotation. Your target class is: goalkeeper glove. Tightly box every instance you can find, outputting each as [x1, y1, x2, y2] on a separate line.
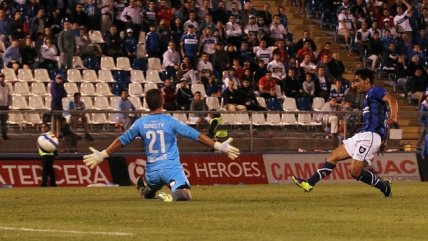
[214, 138, 240, 160]
[83, 147, 109, 169]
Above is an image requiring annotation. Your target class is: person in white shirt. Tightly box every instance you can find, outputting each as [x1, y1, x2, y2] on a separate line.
[267, 53, 286, 81]
[381, 18, 397, 37]
[197, 53, 214, 86]
[393, 0, 413, 36]
[40, 38, 58, 70]
[162, 41, 181, 81]
[299, 54, 317, 74]
[120, 0, 142, 30]
[225, 15, 242, 48]
[337, 7, 356, 49]
[269, 15, 287, 41]
[200, 28, 217, 57]
[355, 21, 370, 60]
[243, 15, 259, 47]
[255, 40, 271, 64]
[184, 11, 199, 33]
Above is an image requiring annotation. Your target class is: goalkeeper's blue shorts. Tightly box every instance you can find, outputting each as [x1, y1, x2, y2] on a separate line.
[145, 166, 190, 192]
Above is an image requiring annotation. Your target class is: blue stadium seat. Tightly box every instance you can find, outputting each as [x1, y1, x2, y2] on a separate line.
[132, 58, 148, 71]
[84, 56, 100, 70]
[297, 97, 312, 111]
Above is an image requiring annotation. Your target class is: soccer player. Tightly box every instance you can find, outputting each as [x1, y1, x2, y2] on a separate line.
[293, 68, 398, 197]
[83, 89, 240, 202]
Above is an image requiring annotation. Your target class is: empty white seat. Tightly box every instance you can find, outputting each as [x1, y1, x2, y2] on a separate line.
[206, 96, 220, 110]
[256, 97, 267, 109]
[26, 113, 42, 125]
[67, 69, 83, 83]
[236, 113, 250, 125]
[80, 83, 96, 96]
[95, 82, 113, 96]
[136, 44, 147, 58]
[64, 82, 79, 96]
[173, 112, 188, 123]
[11, 96, 28, 109]
[89, 30, 105, 44]
[91, 113, 109, 124]
[82, 69, 98, 82]
[298, 113, 313, 125]
[144, 82, 158, 95]
[8, 113, 26, 125]
[128, 83, 144, 96]
[130, 69, 146, 83]
[18, 69, 33, 82]
[109, 96, 121, 110]
[2, 68, 17, 82]
[45, 96, 51, 108]
[221, 113, 236, 125]
[128, 96, 143, 110]
[266, 113, 282, 125]
[72, 56, 85, 69]
[251, 113, 266, 125]
[282, 113, 298, 125]
[81, 96, 94, 109]
[148, 57, 163, 71]
[14, 82, 31, 96]
[62, 96, 73, 110]
[98, 69, 115, 82]
[191, 83, 207, 97]
[30, 82, 48, 96]
[283, 97, 298, 111]
[101, 56, 115, 70]
[34, 69, 51, 82]
[312, 97, 326, 111]
[146, 70, 162, 83]
[93, 96, 110, 110]
[116, 57, 132, 70]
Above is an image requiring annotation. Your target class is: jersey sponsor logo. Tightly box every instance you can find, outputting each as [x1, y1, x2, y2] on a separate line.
[143, 123, 164, 129]
[359, 146, 367, 153]
[184, 38, 198, 44]
[147, 153, 168, 163]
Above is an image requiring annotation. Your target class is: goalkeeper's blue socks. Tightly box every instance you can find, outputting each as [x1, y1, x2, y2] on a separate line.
[357, 170, 387, 191]
[307, 161, 336, 186]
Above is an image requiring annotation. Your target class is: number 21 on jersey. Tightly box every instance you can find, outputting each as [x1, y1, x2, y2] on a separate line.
[146, 130, 166, 154]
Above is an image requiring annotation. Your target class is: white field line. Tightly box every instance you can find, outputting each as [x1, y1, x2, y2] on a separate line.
[0, 226, 134, 236]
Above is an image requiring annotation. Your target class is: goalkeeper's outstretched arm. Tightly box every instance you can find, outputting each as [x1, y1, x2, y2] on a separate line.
[198, 133, 240, 160]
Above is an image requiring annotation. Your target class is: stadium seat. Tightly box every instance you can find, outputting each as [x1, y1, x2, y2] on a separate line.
[144, 82, 158, 94]
[2, 68, 17, 82]
[283, 97, 298, 111]
[62, 96, 73, 110]
[132, 57, 147, 70]
[95, 82, 113, 96]
[28, 95, 47, 109]
[84, 56, 100, 70]
[128, 83, 144, 96]
[93, 96, 110, 110]
[64, 82, 79, 96]
[26, 112, 42, 125]
[34, 69, 51, 82]
[136, 44, 147, 58]
[67, 69, 83, 83]
[8, 113, 26, 125]
[312, 97, 325, 111]
[141, 97, 149, 111]
[221, 113, 236, 125]
[148, 57, 163, 71]
[18, 69, 33, 82]
[256, 97, 267, 109]
[235, 113, 250, 125]
[251, 113, 266, 125]
[128, 96, 144, 110]
[82, 69, 98, 82]
[266, 113, 282, 125]
[91, 113, 109, 124]
[101, 56, 116, 70]
[138, 31, 146, 44]
[89, 30, 105, 44]
[81, 96, 94, 109]
[109, 96, 121, 110]
[80, 83, 96, 96]
[116, 57, 132, 70]
[30, 82, 48, 96]
[130, 69, 146, 83]
[206, 96, 221, 110]
[13, 82, 31, 96]
[45, 95, 51, 107]
[72, 56, 85, 69]
[297, 113, 313, 126]
[98, 69, 115, 82]
[282, 113, 298, 125]
[173, 112, 188, 123]
[274, 84, 284, 99]
[146, 70, 162, 83]
[191, 83, 207, 97]
[11, 96, 28, 109]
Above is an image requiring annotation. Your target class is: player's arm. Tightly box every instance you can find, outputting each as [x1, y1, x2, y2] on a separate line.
[382, 92, 398, 125]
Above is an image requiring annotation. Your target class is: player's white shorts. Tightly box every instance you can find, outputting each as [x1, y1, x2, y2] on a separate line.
[343, 132, 381, 165]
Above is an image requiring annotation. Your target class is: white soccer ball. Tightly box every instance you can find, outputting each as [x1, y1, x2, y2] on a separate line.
[37, 133, 59, 152]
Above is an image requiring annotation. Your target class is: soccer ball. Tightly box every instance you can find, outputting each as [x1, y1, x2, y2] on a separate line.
[37, 133, 59, 152]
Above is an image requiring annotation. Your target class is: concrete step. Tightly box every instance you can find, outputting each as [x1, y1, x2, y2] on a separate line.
[399, 119, 420, 126]
[399, 112, 419, 119]
[403, 132, 420, 140]
[402, 126, 422, 133]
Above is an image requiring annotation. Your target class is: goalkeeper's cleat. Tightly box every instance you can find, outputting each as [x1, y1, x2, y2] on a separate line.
[292, 176, 313, 192]
[382, 180, 392, 198]
[136, 176, 148, 198]
[155, 192, 173, 202]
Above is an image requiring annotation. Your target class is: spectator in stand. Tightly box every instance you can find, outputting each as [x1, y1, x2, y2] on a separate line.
[10, 10, 25, 40]
[145, 24, 161, 58]
[337, 7, 356, 51]
[123, 28, 137, 62]
[255, 40, 271, 65]
[254, 59, 267, 86]
[200, 14, 216, 34]
[367, 31, 383, 70]
[178, 56, 198, 84]
[277, 6, 288, 30]
[190, 91, 209, 131]
[98, 0, 114, 34]
[57, 19, 75, 70]
[183, 11, 199, 33]
[171, 17, 184, 48]
[295, 31, 317, 54]
[409, 44, 426, 66]
[223, 81, 246, 111]
[272, 39, 288, 64]
[197, 0, 213, 21]
[315, 97, 340, 140]
[415, 28, 428, 50]
[77, 26, 102, 59]
[329, 53, 346, 81]
[0, 73, 11, 140]
[381, 19, 397, 38]
[296, 41, 315, 62]
[113, 0, 127, 32]
[175, 0, 193, 22]
[198, 53, 214, 87]
[330, 79, 348, 103]
[67, 92, 93, 141]
[200, 28, 217, 60]
[393, 0, 413, 43]
[267, 53, 287, 83]
[225, 15, 242, 49]
[258, 2, 272, 26]
[0, 9, 10, 36]
[157, 0, 173, 26]
[257, 16, 272, 46]
[115, 90, 137, 132]
[228, 2, 242, 23]
[50, 75, 67, 137]
[84, 0, 101, 31]
[30, 9, 46, 40]
[317, 55, 336, 81]
[381, 42, 398, 71]
[40, 38, 58, 71]
[240, 2, 258, 27]
[213, 1, 228, 25]
[104, 25, 123, 58]
[302, 73, 316, 101]
[395, 55, 410, 97]
[300, 54, 317, 74]
[239, 41, 255, 66]
[206, 76, 220, 97]
[344, 80, 365, 110]
[283, 68, 302, 99]
[213, 20, 227, 45]
[157, 19, 171, 55]
[237, 79, 264, 110]
[120, 0, 142, 33]
[270, 14, 287, 42]
[410, 67, 428, 107]
[396, 32, 412, 56]
[355, 21, 370, 61]
[212, 43, 230, 82]
[176, 79, 194, 110]
[20, 36, 38, 69]
[3, 38, 21, 69]
[68, 3, 87, 27]
[379, 8, 394, 29]
[180, 24, 199, 67]
[223, 68, 240, 90]
[162, 41, 181, 81]
[314, 67, 331, 101]
[417, 95, 428, 150]
[161, 78, 177, 111]
[243, 14, 259, 48]
[318, 42, 333, 62]
[368, 21, 380, 39]
[407, 54, 425, 75]
[141, 0, 157, 32]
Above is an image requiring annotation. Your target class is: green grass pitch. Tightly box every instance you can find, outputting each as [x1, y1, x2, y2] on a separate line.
[1, 183, 428, 241]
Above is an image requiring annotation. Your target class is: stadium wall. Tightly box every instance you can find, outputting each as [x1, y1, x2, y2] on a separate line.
[0, 153, 425, 187]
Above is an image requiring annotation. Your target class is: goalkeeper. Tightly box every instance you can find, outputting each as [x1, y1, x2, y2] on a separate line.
[83, 89, 240, 202]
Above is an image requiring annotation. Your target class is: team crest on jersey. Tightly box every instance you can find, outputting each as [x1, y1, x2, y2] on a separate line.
[359, 146, 366, 153]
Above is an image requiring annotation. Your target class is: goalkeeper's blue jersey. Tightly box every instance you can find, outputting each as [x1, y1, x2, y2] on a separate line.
[119, 113, 200, 171]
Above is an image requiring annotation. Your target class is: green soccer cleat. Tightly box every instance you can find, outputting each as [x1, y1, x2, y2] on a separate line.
[292, 176, 314, 192]
[382, 180, 392, 198]
[155, 192, 173, 202]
